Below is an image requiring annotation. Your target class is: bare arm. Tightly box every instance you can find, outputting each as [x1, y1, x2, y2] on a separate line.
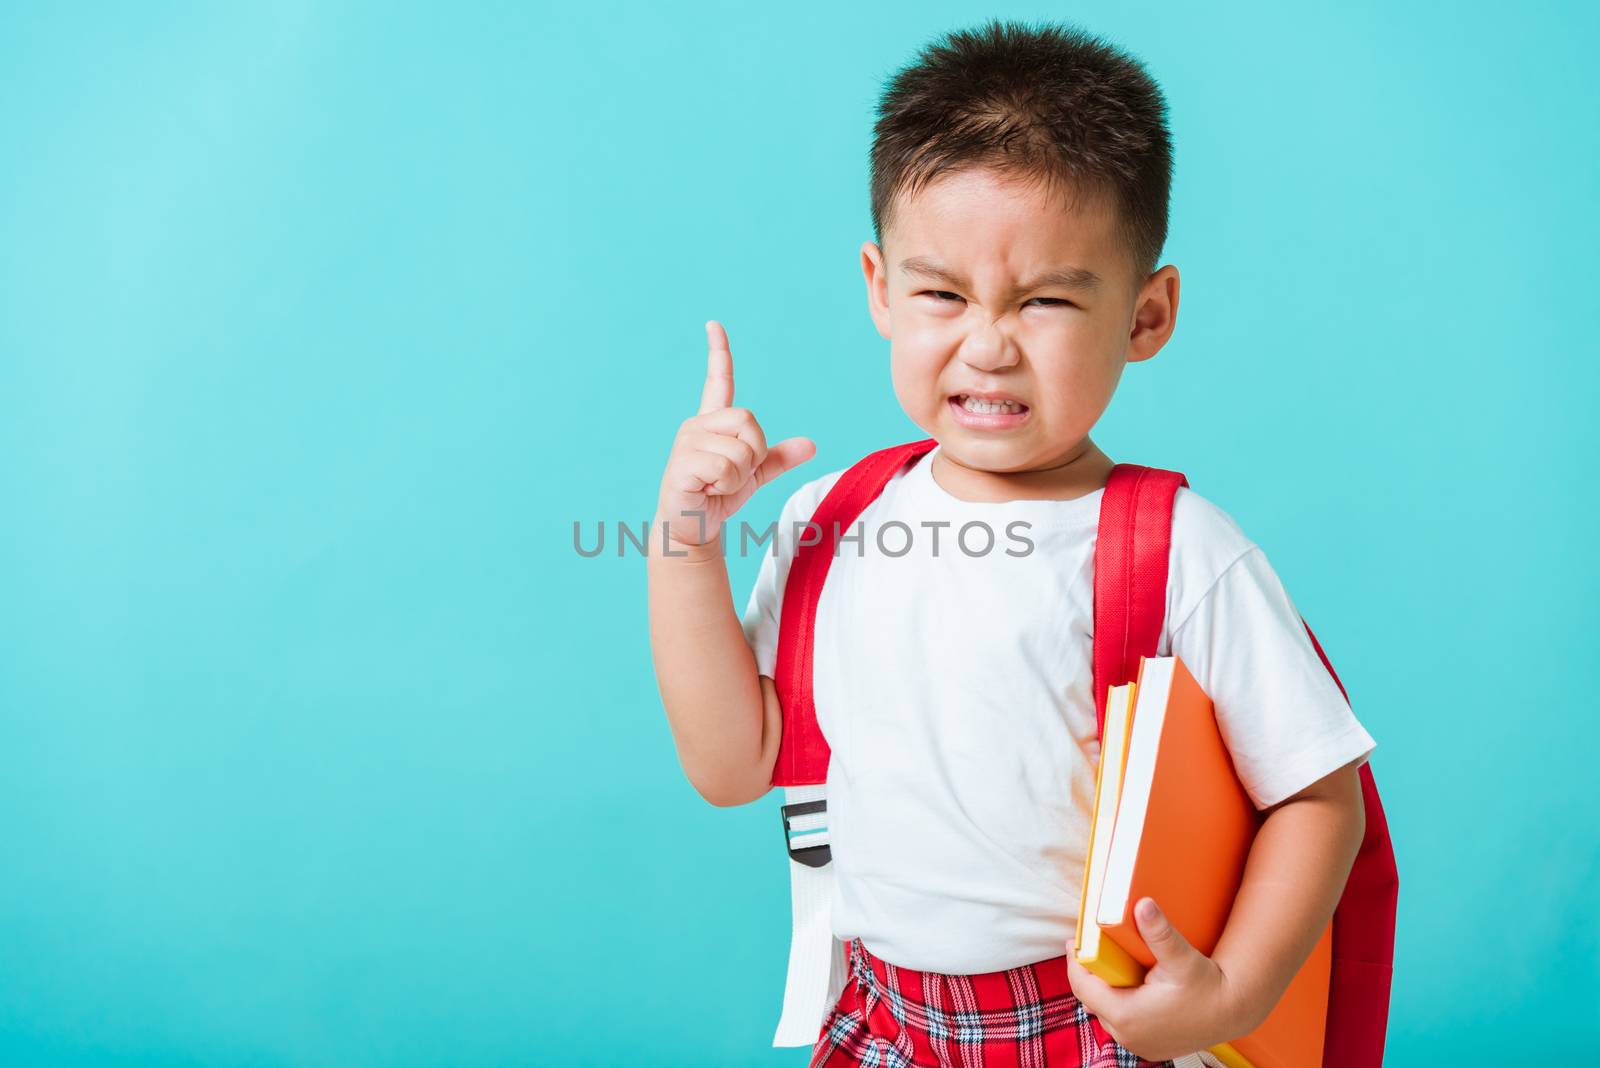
[647, 530, 784, 807]
[1210, 757, 1367, 1032]
[648, 321, 813, 808]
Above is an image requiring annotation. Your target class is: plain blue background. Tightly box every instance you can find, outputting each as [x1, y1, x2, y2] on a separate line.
[2, 2, 1595, 1064]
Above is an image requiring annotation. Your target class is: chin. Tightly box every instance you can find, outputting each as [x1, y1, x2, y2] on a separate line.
[938, 432, 1037, 470]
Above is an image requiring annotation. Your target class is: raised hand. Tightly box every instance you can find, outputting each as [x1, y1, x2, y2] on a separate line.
[654, 320, 815, 550]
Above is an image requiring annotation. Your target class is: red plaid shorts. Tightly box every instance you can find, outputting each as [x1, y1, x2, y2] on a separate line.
[809, 936, 1175, 1068]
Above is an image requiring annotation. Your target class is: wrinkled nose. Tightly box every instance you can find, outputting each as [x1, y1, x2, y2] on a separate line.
[957, 320, 1020, 372]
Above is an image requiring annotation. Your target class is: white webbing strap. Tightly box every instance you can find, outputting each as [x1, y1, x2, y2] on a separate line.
[1174, 1051, 1227, 1067]
[771, 784, 850, 1048]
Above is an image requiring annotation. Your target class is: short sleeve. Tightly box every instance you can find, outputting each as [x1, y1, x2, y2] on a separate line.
[739, 529, 785, 679]
[1168, 545, 1376, 809]
[739, 470, 845, 679]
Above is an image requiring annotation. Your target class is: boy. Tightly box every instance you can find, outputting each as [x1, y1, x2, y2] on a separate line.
[648, 18, 1374, 1068]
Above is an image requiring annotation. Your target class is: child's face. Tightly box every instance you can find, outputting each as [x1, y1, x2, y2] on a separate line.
[862, 166, 1177, 481]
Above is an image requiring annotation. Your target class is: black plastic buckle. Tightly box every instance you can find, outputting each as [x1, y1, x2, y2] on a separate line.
[780, 799, 832, 868]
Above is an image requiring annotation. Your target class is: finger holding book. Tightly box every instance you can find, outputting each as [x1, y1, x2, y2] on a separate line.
[1068, 896, 1237, 1061]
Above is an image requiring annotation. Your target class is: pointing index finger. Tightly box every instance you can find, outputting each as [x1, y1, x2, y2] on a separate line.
[699, 320, 735, 415]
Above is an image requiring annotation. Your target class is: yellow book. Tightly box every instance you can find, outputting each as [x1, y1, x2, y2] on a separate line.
[1074, 681, 1141, 983]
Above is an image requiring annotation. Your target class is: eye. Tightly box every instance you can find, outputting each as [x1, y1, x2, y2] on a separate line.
[918, 290, 1074, 309]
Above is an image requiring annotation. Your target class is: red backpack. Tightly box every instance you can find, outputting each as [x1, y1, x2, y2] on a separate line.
[770, 438, 1398, 1064]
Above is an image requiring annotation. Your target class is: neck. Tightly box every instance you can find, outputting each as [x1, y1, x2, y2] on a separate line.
[930, 438, 1116, 503]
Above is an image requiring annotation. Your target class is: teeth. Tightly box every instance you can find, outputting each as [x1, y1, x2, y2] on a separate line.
[960, 395, 1023, 414]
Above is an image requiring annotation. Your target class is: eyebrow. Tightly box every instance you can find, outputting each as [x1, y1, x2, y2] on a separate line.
[898, 255, 1103, 295]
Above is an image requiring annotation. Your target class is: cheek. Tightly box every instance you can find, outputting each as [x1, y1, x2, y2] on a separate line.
[895, 303, 959, 343]
[1039, 358, 1110, 402]
[888, 331, 947, 384]
[887, 347, 949, 421]
[888, 352, 927, 409]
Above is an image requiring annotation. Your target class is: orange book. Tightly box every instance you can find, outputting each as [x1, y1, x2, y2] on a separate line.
[1084, 655, 1332, 1068]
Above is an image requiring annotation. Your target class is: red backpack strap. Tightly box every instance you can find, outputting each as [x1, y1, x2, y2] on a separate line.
[1091, 463, 1189, 739]
[771, 437, 938, 786]
[1301, 619, 1399, 1067]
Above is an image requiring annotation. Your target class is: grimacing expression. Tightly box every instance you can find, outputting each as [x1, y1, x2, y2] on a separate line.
[862, 166, 1169, 475]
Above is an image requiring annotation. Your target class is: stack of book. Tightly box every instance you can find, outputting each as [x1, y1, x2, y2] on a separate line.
[1075, 654, 1333, 1068]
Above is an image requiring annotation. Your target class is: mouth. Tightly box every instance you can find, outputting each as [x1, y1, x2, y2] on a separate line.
[949, 392, 1030, 430]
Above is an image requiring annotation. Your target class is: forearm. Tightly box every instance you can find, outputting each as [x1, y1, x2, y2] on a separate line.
[647, 521, 770, 806]
[1210, 761, 1365, 1034]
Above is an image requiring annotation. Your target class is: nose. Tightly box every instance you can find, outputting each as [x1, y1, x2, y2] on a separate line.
[957, 318, 1020, 373]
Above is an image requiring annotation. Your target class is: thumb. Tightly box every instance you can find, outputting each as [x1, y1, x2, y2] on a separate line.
[1134, 897, 1198, 967]
[754, 436, 816, 485]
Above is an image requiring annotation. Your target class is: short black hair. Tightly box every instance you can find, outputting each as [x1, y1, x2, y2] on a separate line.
[869, 18, 1173, 293]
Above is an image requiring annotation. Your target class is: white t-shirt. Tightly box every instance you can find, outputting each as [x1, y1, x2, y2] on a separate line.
[739, 443, 1376, 975]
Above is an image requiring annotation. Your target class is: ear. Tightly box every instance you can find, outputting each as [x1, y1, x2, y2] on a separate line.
[1126, 263, 1179, 364]
[861, 240, 892, 341]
